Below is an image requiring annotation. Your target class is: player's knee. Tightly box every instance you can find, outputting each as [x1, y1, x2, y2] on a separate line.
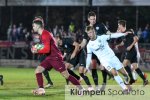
[79, 67, 84, 73]
[110, 69, 118, 76]
[61, 70, 69, 79]
[35, 66, 44, 73]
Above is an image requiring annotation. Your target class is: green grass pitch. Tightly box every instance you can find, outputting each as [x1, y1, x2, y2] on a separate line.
[0, 67, 149, 100]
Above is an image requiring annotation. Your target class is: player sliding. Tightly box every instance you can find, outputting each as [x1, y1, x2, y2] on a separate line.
[85, 26, 131, 92]
[31, 18, 83, 95]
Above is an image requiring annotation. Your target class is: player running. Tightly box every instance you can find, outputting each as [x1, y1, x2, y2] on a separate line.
[116, 20, 148, 86]
[31, 18, 83, 95]
[56, 35, 93, 90]
[32, 16, 53, 88]
[85, 26, 131, 92]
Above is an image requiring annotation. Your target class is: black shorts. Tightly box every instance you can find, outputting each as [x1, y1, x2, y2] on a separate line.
[124, 51, 137, 63]
[92, 53, 100, 65]
[66, 49, 86, 67]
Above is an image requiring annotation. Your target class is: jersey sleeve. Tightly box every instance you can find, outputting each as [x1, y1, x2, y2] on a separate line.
[86, 44, 92, 69]
[100, 34, 111, 41]
[101, 23, 108, 34]
[38, 32, 51, 54]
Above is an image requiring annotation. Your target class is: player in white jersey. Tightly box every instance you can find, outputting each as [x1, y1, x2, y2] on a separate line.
[85, 26, 131, 92]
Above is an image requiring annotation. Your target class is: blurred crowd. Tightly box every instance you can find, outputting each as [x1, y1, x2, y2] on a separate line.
[6, 21, 150, 43]
[136, 24, 150, 43]
[7, 23, 32, 42]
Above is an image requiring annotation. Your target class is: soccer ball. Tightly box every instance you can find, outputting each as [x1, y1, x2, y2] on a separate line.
[34, 44, 44, 50]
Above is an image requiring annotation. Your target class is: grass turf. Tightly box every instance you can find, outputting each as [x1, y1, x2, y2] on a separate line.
[0, 67, 149, 100]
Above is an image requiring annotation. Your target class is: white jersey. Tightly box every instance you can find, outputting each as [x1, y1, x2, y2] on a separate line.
[86, 33, 126, 71]
[87, 35, 115, 60]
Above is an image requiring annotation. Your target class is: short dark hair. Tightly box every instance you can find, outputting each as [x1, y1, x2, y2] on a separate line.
[34, 16, 43, 20]
[33, 16, 44, 27]
[118, 20, 126, 27]
[85, 26, 94, 32]
[33, 20, 43, 28]
[88, 11, 96, 18]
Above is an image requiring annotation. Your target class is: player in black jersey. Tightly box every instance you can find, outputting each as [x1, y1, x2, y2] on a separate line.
[116, 20, 148, 86]
[56, 35, 93, 90]
[80, 11, 112, 90]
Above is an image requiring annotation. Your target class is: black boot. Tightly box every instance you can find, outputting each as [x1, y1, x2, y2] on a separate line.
[0, 75, 3, 85]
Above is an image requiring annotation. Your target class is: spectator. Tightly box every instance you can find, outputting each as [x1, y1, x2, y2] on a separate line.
[68, 22, 75, 33]
[7, 25, 12, 41]
[12, 24, 17, 42]
[141, 24, 150, 43]
[137, 28, 142, 39]
[53, 25, 58, 36]
[17, 23, 23, 41]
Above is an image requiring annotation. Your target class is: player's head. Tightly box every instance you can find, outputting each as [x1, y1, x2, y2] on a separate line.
[88, 11, 96, 25]
[118, 20, 126, 32]
[33, 16, 44, 27]
[32, 19, 44, 33]
[85, 26, 96, 40]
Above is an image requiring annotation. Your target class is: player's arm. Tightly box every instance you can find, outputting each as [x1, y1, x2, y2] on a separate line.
[127, 35, 138, 51]
[38, 33, 51, 54]
[79, 39, 87, 49]
[85, 44, 92, 74]
[70, 41, 80, 59]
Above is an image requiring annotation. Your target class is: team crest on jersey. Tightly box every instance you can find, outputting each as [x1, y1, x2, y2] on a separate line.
[65, 44, 68, 48]
[96, 26, 99, 30]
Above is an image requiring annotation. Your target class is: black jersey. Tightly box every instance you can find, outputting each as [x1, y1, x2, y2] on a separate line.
[123, 29, 136, 52]
[83, 22, 108, 40]
[61, 38, 75, 54]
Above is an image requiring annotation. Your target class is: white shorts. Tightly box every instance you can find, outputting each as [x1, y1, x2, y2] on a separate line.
[100, 56, 123, 71]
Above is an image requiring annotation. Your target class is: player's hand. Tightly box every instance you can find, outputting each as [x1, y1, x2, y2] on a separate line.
[126, 46, 132, 51]
[84, 68, 92, 75]
[70, 53, 76, 59]
[125, 31, 132, 35]
[31, 46, 38, 54]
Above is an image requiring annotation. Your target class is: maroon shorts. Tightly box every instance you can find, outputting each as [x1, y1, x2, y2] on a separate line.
[40, 57, 66, 73]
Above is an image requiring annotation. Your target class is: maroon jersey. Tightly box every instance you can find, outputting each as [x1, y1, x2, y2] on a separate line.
[38, 30, 63, 59]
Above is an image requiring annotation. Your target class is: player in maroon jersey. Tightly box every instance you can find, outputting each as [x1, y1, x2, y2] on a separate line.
[33, 16, 53, 88]
[31, 18, 83, 95]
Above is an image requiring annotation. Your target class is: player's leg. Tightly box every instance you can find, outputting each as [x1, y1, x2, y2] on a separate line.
[118, 67, 130, 84]
[51, 59, 83, 89]
[91, 54, 99, 86]
[0, 75, 3, 85]
[132, 63, 148, 86]
[65, 54, 81, 84]
[39, 55, 53, 88]
[32, 65, 46, 95]
[78, 49, 92, 89]
[65, 62, 80, 81]
[110, 68, 128, 90]
[123, 59, 135, 84]
[111, 56, 131, 91]
[79, 67, 93, 89]
[43, 70, 53, 88]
